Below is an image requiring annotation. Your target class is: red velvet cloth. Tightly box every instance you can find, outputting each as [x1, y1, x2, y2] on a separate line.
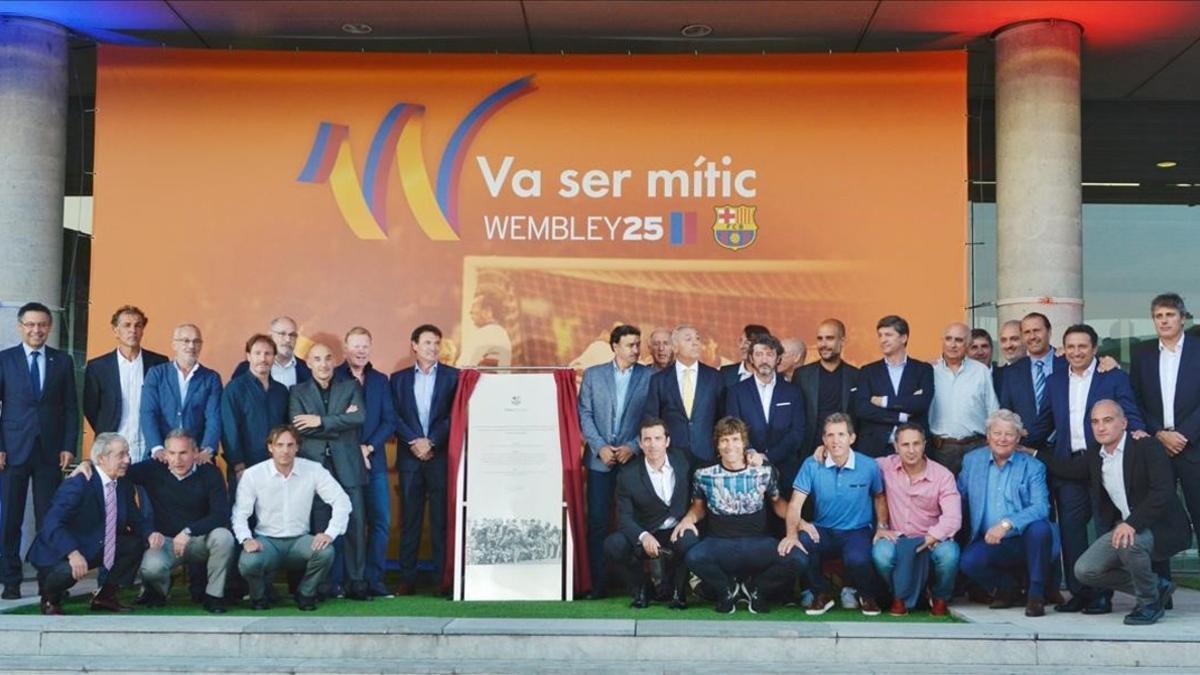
[440, 369, 591, 595]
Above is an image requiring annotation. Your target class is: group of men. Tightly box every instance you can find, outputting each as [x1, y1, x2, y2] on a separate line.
[0, 304, 457, 614]
[1, 292, 1196, 625]
[584, 295, 1197, 625]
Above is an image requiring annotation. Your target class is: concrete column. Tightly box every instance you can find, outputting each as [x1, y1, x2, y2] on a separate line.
[994, 19, 1083, 337]
[0, 17, 68, 348]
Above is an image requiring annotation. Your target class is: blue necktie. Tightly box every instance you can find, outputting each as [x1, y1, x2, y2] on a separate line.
[1033, 359, 1045, 414]
[29, 351, 41, 399]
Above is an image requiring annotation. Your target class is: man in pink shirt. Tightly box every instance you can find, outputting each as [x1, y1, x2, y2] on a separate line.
[873, 424, 962, 616]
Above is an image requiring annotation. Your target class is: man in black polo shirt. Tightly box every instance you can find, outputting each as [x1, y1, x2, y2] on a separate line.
[75, 428, 232, 613]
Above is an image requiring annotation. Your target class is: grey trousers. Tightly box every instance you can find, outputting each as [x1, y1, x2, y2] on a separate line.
[1074, 529, 1158, 607]
[238, 534, 335, 600]
[140, 528, 235, 598]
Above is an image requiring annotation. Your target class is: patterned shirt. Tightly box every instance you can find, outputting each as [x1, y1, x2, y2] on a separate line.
[692, 463, 779, 538]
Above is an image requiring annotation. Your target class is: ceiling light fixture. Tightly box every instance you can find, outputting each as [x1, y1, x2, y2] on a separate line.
[1081, 182, 1140, 187]
[1156, 161, 1178, 168]
[1176, 183, 1193, 188]
[680, 24, 713, 38]
[341, 23, 373, 35]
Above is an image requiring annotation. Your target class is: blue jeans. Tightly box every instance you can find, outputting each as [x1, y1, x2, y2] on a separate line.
[800, 526, 882, 598]
[872, 536, 960, 605]
[685, 535, 804, 596]
[362, 469, 392, 589]
[586, 468, 618, 594]
[960, 519, 1053, 598]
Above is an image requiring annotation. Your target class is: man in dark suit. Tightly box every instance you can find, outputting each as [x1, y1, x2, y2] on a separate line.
[1031, 323, 1145, 615]
[1034, 400, 1187, 626]
[230, 315, 311, 388]
[1131, 293, 1200, 569]
[221, 334, 290, 481]
[794, 319, 859, 453]
[0, 302, 79, 599]
[852, 315, 934, 458]
[999, 313, 1064, 450]
[391, 324, 459, 595]
[993, 319, 1027, 396]
[289, 342, 368, 600]
[718, 323, 769, 388]
[725, 334, 807, 493]
[604, 418, 696, 609]
[140, 323, 222, 463]
[643, 325, 722, 469]
[335, 326, 397, 598]
[82, 305, 168, 460]
[27, 433, 148, 615]
[578, 324, 652, 599]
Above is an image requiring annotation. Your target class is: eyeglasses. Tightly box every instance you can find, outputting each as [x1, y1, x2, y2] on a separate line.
[272, 330, 299, 339]
[19, 321, 50, 329]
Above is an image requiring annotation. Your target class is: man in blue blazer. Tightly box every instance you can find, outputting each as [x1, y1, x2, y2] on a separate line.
[725, 334, 806, 493]
[852, 315, 934, 458]
[0, 302, 79, 599]
[335, 326, 398, 598]
[1031, 323, 1145, 614]
[1131, 293, 1200, 575]
[220, 334, 290, 480]
[578, 324, 652, 598]
[999, 313, 1066, 449]
[718, 323, 770, 388]
[230, 315, 311, 388]
[958, 410, 1056, 617]
[28, 433, 148, 615]
[140, 323, 223, 462]
[82, 305, 168, 458]
[390, 324, 459, 595]
[643, 325, 722, 468]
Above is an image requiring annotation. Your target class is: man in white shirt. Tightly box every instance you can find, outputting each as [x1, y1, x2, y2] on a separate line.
[929, 323, 999, 474]
[233, 424, 351, 610]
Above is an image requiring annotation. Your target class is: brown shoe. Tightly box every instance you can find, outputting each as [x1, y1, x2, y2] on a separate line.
[1025, 597, 1046, 617]
[888, 598, 908, 616]
[804, 592, 836, 616]
[989, 588, 1017, 610]
[90, 586, 132, 613]
[394, 582, 416, 597]
[40, 598, 65, 616]
[930, 598, 949, 617]
[860, 597, 882, 616]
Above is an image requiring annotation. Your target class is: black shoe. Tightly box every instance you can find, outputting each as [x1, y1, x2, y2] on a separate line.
[714, 586, 737, 614]
[988, 588, 1017, 610]
[1082, 595, 1113, 615]
[367, 584, 395, 599]
[296, 594, 318, 611]
[1053, 594, 1089, 613]
[189, 589, 207, 604]
[669, 589, 688, 610]
[250, 599, 271, 610]
[1124, 602, 1165, 626]
[743, 583, 768, 615]
[2, 585, 20, 600]
[1159, 579, 1176, 610]
[344, 585, 373, 601]
[203, 595, 227, 614]
[138, 588, 167, 608]
[585, 590, 607, 600]
[630, 589, 650, 609]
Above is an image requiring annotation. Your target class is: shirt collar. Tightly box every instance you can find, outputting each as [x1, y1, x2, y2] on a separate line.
[824, 450, 856, 470]
[756, 373, 776, 387]
[172, 464, 198, 481]
[887, 454, 929, 481]
[1033, 351, 1054, 368]
[268, 460, 300, 479]
[175, 360, 200, 378]
[1069, 358, 1097, 380]
[612, 359, 634, 375]
[885, 354, 908, 368]
[675, 360, 698, 377]
[21, 343, 44, 359]
[95, 465, 116, 488]
[1160, 334, 1185, 354]
[644, 456, 672, 474]
[275, 355, 297, 370]
[1100, 432, 1128, 458]
[116, 348, 142, 365]
[416, 360, 439, 376]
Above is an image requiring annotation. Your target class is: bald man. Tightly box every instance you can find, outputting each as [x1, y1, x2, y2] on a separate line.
[993, 320, 1027, 396]
[928, 323, 998, 474]
[777, 337, 807, 382]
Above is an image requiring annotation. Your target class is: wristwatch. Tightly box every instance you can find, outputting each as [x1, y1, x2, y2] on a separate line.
[999, 519, 1013, 531]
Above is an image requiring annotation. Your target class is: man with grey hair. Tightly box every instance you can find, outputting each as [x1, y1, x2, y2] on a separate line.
[647, 327, 674, 371]
[140, 323, 222, 463]
[28, 433, 148, 615]
[929, 322, 999, 475]
[644, 325, 722, 470]
[232, 315, 312, 388]
[777, 337, 806, 382]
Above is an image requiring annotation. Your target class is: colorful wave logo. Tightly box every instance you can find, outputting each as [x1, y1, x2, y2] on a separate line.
[297, 75, 536, 241]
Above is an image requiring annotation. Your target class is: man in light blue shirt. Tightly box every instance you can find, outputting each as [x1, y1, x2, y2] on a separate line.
[929, 322, 999, 474]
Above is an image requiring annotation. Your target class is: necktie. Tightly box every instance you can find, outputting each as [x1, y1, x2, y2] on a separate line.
[682, 368, 695, 418]
[29, 351, 41, 398]
[103, 481, 117, 570]
[1033, 360, 1046, 414]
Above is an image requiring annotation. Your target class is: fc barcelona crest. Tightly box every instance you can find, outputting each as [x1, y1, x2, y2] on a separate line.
[712, 205, 758, 252]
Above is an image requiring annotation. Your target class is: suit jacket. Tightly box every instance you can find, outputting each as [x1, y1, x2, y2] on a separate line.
[335, 362, 397, 475]
[1036, 433, 1189, 560]
[1031, 360, 1145, 459]
[27, 472, 148, 568]
[643, 362, 722, 464]
[1131, 337, 1200, 463]
[0, 345, 79, 466]
[852, 357, 934, 457]
[719, 363, 748, 389]
[83, 348, 168, 434]
[794, 361, 859, 452]
[725, 375, 806, 477]
[390, 363, 460, 470]
[289, 378, 367, 487]
[998, 354, 1066, 448]
[140, 361, 222, 452]
[991, 364, 1005, 397]
[578, 361, 652, 472]
[957, 447, 1050, 543]
[231, 358, 311, 387]
[614, 449, 691, 545]
[219, 372, 289, 469]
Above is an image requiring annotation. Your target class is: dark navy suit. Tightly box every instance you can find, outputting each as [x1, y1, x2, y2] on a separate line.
[83, 348, 168, 434]
[1031, 359, 1145, 599]
[390, 362, 459, 586]
[643, 362, 722, 466]
[725, 375, 807, 491]
[231, 358, 311, 388]
[998, 354, 1066, 449]
[1131, 336, 1200, 552]
[852, 357, 934, 457]
[0, 344, 79, 587]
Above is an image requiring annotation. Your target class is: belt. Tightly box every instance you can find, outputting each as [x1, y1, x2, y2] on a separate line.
[931, 434, 983, 449]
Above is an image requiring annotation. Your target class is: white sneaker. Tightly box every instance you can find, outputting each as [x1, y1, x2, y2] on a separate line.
[735, 582, 750, 606]
[840, 586, 859, 609]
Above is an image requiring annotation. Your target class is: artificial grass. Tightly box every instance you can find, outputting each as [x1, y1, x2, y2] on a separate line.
[1176, 575, 1200, 592]
[6, 585, 958, 622]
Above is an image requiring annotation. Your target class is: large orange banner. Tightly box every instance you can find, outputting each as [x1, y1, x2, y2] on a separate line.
[91, 47, 965, 375]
